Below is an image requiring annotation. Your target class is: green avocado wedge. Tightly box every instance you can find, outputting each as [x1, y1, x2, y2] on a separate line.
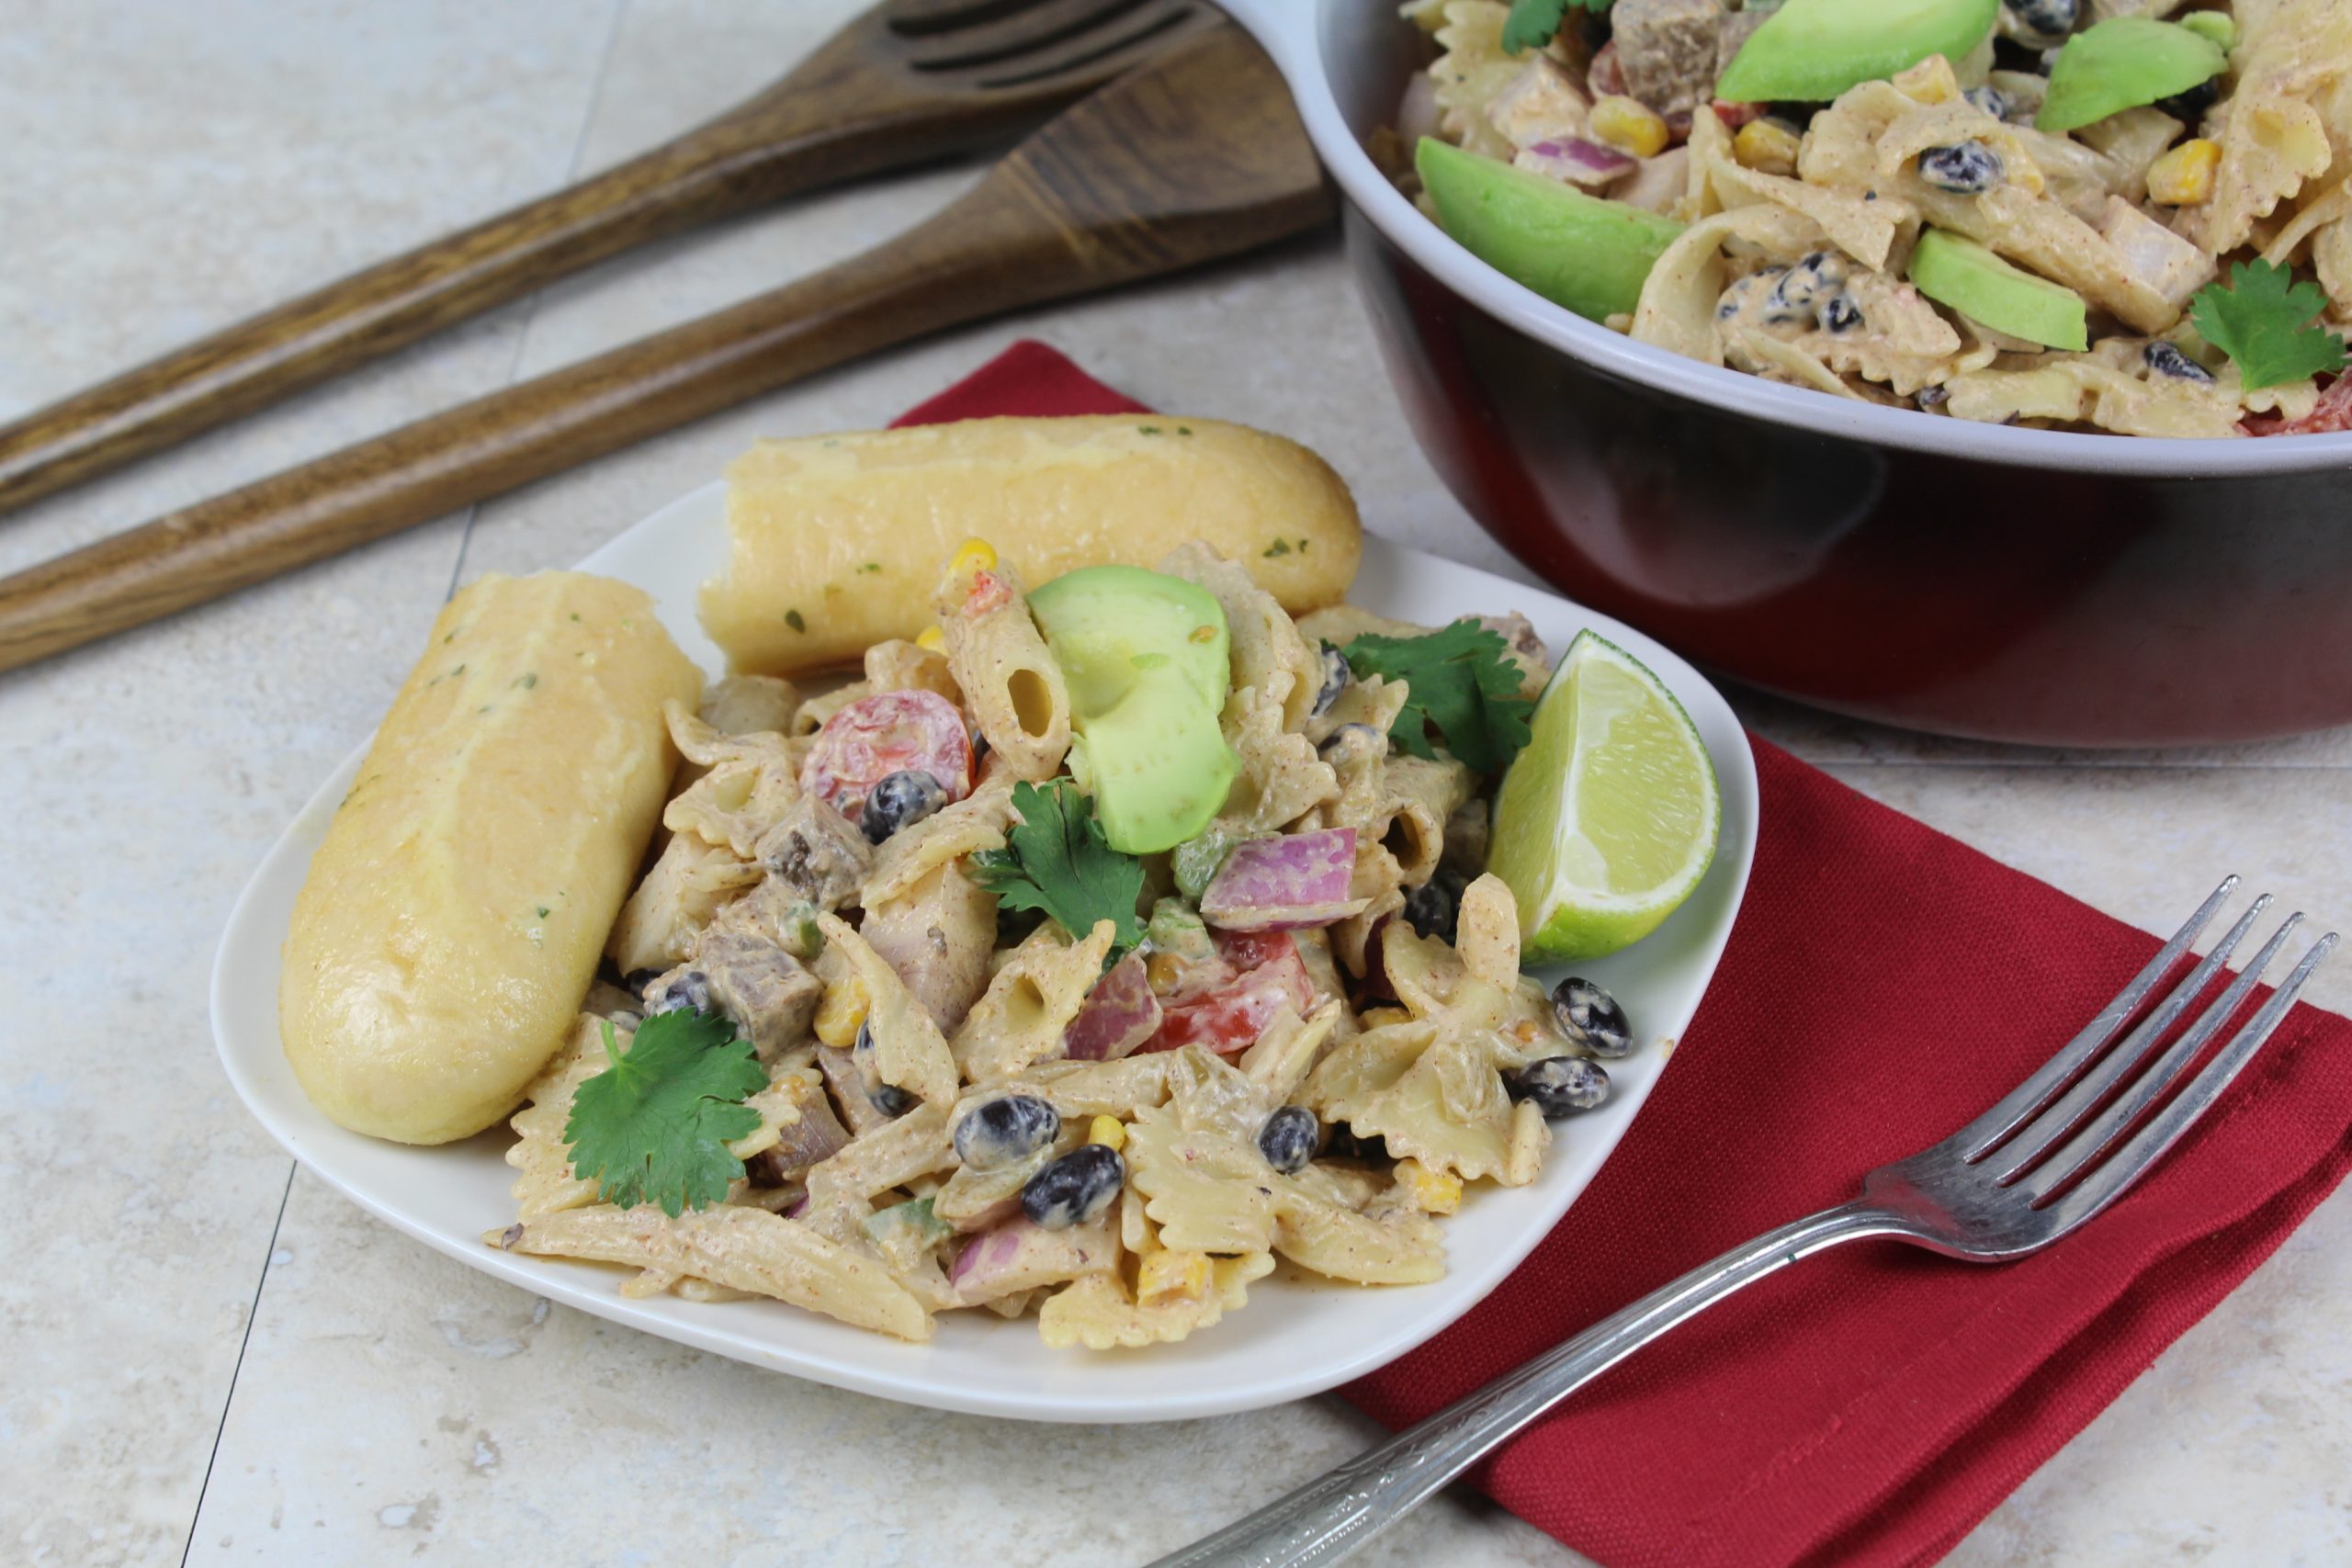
[1715, 0, 2000, 104]
[2037, 17, 2227, 133]
[1027, 566, 1238, 855]
[1906, 229, 2090, 352]
[1416, 137, 1684, 322]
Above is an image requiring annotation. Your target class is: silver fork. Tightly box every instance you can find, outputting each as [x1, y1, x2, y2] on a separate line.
[1150, 878, 2336, 1568]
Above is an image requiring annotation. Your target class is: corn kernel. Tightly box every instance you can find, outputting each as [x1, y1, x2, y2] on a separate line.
[1588, 95, 1669, 160]
[1088, 1114, 1127, 1152]
[947, 537, 998, 577]
[1137, 1248, 1213, 1308]
[1396, 1157, 1463, 1215]
[1733, 118, 1801, 177]
[915, 624, 946, 652]
[1358, 1005, 1412, 1030]
[1891, 54, 1960, 105]
[813, 975, 869, 1049]
[2146, 139, 2221, 207]
[1145, 952, 1186, 993]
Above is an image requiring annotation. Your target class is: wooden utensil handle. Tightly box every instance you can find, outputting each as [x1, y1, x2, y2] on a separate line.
[0, 77, 1017, 520]
[0, 186, 1077, 675]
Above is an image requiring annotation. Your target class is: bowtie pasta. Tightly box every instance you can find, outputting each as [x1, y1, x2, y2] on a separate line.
[486, 540, 1636, 1348]
[1395, 0, 2352, 436]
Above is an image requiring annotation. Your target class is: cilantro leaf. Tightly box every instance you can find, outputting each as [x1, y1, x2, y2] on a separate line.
[1343, 619, 1535, 773]
[2189, 260, 2347, 390]
[564, 1012, 766, 1218]
[967, 779, 1147, 954]
[1501, 0, 1609, 54]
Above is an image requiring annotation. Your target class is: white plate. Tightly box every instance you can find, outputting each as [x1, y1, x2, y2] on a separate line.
[212, 483, 1758, 1423]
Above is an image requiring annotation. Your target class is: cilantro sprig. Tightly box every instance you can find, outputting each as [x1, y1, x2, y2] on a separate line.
[968, 778, 1147, 954]
[1343, 620, 1535, 773]
[2189, 260, 2348, 390]
[1502, 0, 1611, 55]
[564, 1011, 766, 1218]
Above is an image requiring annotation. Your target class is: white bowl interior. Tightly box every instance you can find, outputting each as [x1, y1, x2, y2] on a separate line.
[212, 483, 1758, 1422]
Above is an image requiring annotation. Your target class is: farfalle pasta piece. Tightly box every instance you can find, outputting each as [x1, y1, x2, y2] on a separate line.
[815, 913, 959, 1107]
[952, 919, 1120, 1083]
[1217, 684, 1340, 837]
[1015, 1054, 1178, 1120]
[605, 830, 761, 976]
[1632, 206, 1827, 364]
[1270, 1187, 1446, 1286]
[863, 766, 1017, 907]
[505, 1014, 610, 1219]
[800, 1101, 955, 1243]
[1037, 1252, 1274, 1349]
[2180, 0, 2349, 256]
[1687, 107, 1917, 270]
[662, 705, 807, 862]
[1943, 343, 2320, 437]
[491, 1203, 933, 1341]
[1799, 82, 2180, 333]
[1426, 1, 1521, 163]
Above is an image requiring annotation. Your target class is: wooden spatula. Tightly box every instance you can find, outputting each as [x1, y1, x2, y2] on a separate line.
[0, 23, 1331, 675]
[0, 0, 1212, 518]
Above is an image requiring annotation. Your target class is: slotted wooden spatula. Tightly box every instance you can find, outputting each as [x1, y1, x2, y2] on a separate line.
[0, 0, 1212, 518]
[0, 23, 1332, 674]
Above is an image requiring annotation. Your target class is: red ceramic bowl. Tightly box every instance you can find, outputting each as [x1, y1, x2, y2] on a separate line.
[1223, 0, 2352, 746]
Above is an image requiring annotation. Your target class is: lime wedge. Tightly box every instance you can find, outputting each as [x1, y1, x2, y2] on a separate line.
[1488, 631, 1720, 962]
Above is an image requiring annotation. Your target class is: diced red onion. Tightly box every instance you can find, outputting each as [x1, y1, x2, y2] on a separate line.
[1517, 137, 1639, 187]
[1200, 829, 1362, 931]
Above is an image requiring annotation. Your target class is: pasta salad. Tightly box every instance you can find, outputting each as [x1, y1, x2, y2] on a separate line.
[1394, 0, 2352, 436]
[485, 537, 1646, 1348]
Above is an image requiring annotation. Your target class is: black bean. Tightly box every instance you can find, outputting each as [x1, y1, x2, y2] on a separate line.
[1819, 292, 1865, 333]
[645, 969, 711, 1016]
[1402, 871, 1467, 945]
[2156, 78, 2219, 121]
[861, 769, 947, 843]
[1022, 1144, 1125, 1229]
[1551, 976, 1634, 1058]
[954, 1094, 1061, 1170]
[1504, 1056, 1611, 1119]
[1964, 86, 2011, 120]
[2143, 341, 2215, 383]
[1257, 1106, 1320, 1175]
[1917, 141, 2005, 195]
[2001, 0, 2077, 39]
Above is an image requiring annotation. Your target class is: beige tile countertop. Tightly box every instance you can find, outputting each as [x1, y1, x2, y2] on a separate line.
[5, 4, 2348, 1565]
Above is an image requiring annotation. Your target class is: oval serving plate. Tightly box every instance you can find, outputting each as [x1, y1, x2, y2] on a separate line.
[212, 481, 1758, 1423]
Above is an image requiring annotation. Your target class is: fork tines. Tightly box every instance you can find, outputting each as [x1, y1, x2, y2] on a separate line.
[1957, 876, 2337, 1213]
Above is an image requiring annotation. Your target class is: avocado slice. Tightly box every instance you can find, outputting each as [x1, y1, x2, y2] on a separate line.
[1028, 566, 1238, 855]
[2037, 17, 2226, 133]
[1416, 137, 1685, 322]
[1715, 0, 2000, 104]
[1906, 229, 2090, 352]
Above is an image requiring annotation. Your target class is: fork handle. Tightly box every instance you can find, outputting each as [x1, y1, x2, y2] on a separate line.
[0, 62, 1028, 519]
[1148, 1201, 1895, 1568]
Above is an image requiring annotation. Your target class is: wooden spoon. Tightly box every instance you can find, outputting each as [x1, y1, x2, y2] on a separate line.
[0, 23, 1331, 675]
[0, 0, 1212, 518]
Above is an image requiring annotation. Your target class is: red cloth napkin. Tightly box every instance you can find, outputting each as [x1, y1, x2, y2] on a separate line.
[898, 341, 2352, 1568]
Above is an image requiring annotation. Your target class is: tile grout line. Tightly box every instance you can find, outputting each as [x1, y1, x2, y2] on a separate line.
[177, 1160, 296, 1568]
[444, 0, 634, 603]
[178, 8, 639, 1561]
